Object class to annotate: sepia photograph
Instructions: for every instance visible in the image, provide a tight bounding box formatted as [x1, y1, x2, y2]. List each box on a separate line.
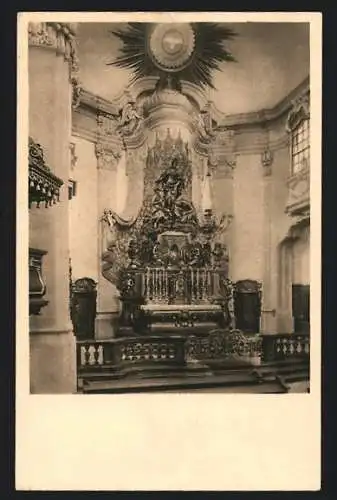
[16, 11, 322, 491]
[25, 18, 314, 395]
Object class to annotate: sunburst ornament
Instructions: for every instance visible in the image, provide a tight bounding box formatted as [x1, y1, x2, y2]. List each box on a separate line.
[108, 22, 237, 90]
[148, 23, 195, 72]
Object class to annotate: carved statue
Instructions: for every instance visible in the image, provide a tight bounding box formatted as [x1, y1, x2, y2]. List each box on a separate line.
[151, 187, 171, 229]
[156, 157, 185, 207]
[193, 107, 217, 142]
[127, 238, 141, 268]
[116, 100, 142, 137]
[189, 240, 203, 267]
[201, 241, 212, 267]
[181, 239, 192, 266]
[146, 157, 198, 232]
[153, 238, 169, 266]
[212, 242, 229, 270]
[167, 244, 181, 268]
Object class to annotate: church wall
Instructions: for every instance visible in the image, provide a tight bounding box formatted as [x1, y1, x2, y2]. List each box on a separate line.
[267, 144, 291, 332]
[292, 226, 310, 284]
[69, 137, 99, 282]
[231, 152, 265, 282]
[212, 173, 234, 268]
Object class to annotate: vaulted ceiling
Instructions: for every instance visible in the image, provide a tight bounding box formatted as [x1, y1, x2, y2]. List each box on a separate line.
[77, 22, 309, 115]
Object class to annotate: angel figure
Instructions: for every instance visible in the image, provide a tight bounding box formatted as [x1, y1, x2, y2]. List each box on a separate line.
[193, 108, 217, 142]
[116, 100, 142, 136]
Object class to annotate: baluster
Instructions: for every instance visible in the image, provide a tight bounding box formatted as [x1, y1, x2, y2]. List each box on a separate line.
[207, 269, 211, 300]
[165, 270, 168, 303]
[191, 269, 194, 302]
[156, 269, 159, 302]
[198, 269, 202, 301]
[191, 268, 195, 302]
[153, 268, 156, 302]
[145, 268, 149, 302]
[152, 269, 155, 302]
[93, 344, 100, 365]
[84, 344, 90, 366]
[159, 269, 163, 302]
[156, 268, 159, 302]
[202, 269, 207, 302]
[141, 271, 145, 297]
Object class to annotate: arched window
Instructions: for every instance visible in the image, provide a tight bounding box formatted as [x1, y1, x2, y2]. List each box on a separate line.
[291, 118, 310, 175]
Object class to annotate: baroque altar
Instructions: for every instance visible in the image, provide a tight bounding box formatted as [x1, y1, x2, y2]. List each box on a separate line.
[102, 128, 234, 337]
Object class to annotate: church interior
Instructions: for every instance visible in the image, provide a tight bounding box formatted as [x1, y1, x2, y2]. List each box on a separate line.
[28, 21, 310, 394]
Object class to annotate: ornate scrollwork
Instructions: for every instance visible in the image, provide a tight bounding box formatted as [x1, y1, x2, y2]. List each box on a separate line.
[286, 92, 310, 133]
[120, 341, 177, 362]
[29, 137, 64, 208]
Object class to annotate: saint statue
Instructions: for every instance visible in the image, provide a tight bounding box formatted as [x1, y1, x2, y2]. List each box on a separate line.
[167, 244, 181, 268]
[156, 157, 185, 209]
[116, 101, 142, 136]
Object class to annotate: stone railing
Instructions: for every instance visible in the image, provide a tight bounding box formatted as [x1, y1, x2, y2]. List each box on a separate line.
[77, 331, 310, 377]
[76, 330, 263, 374]
[261, 333, 310, 362]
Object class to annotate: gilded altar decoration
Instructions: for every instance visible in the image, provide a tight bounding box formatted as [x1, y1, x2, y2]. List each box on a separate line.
[142, 157, 198, 234]
[148, 24, 196, 72]
[29, 137, 64, 208]
[108, 23, 237, 91]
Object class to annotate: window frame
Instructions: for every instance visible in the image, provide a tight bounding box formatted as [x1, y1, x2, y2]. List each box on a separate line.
[285, 92, 310, 176]
[290, 117, 310, 175]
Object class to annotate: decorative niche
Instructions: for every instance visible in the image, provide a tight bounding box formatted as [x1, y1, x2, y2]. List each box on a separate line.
[29, 248, 48, 315]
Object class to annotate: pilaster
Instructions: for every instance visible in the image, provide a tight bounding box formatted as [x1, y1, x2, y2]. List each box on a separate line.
[260, 148, 278, 333]
[28, 22, 79, 393]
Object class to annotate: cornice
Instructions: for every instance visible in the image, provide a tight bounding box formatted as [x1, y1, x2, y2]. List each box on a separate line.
[75, 76, 309, 129]
[216, 77, 310, 129]
[79, 89, 120, 117]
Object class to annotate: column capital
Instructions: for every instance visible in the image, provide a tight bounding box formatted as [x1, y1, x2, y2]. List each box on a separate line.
[28, 22, 81, 108]
[95, 142, 120, 171]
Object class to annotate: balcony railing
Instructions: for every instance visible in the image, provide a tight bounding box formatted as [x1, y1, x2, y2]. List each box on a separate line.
[285, 162, 310, 216]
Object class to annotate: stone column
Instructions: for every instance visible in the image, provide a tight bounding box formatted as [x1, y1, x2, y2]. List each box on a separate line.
[277, 239, 295, 333]
[95, 140, 120, 339]
[260, 149, 278, 333]
[28, 22, 80, 393]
